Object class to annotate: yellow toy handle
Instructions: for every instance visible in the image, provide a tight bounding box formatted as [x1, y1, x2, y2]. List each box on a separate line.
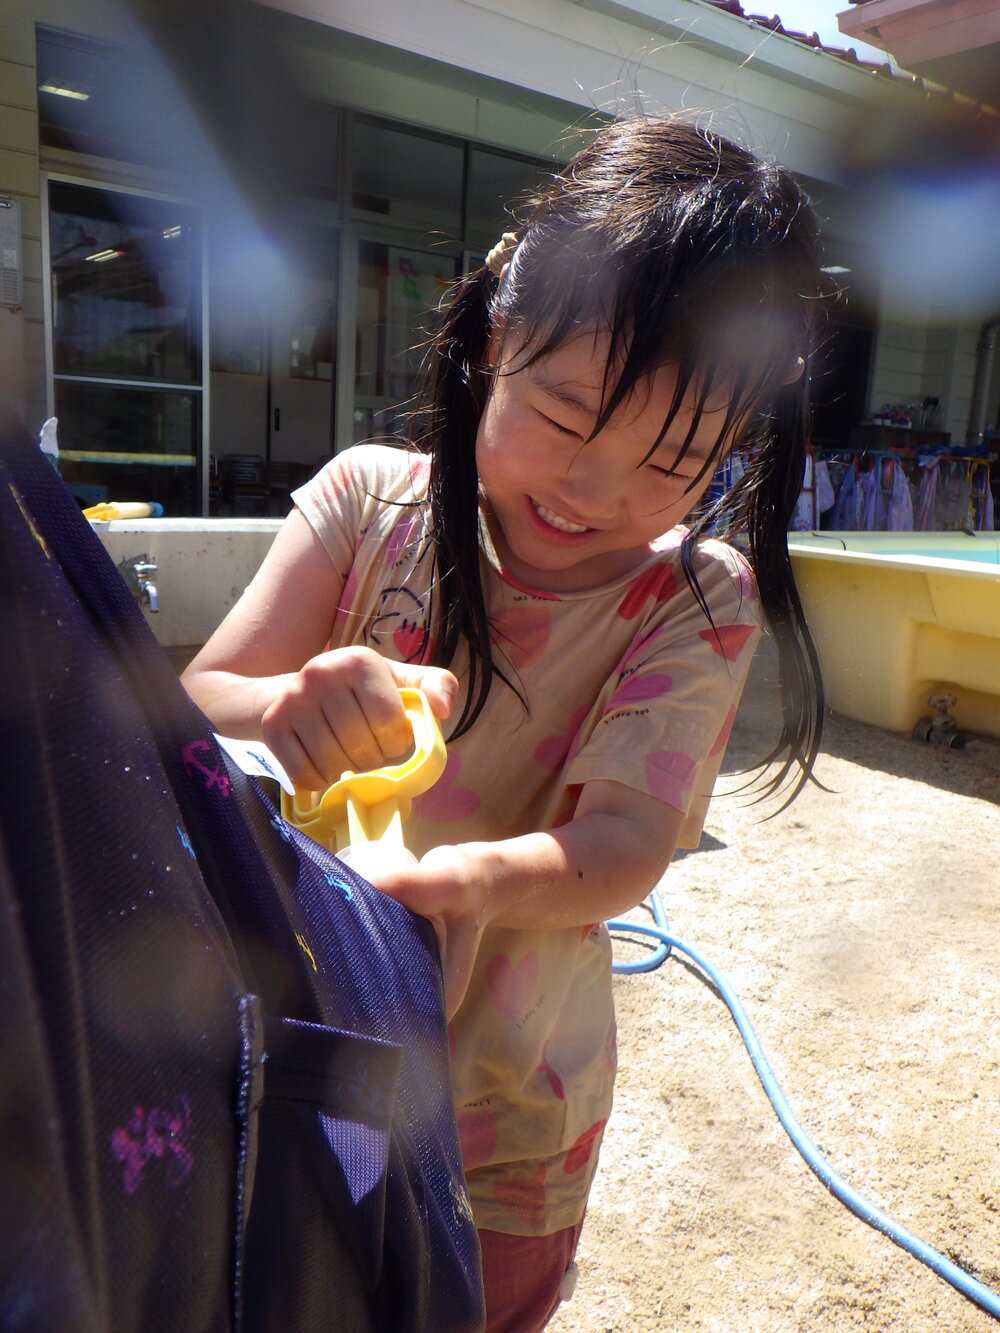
[280, 687, 447, 854]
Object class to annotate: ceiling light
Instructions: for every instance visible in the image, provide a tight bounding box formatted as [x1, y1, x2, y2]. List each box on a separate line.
[39, 82, 91, 101]
[85, 248, 122, 263]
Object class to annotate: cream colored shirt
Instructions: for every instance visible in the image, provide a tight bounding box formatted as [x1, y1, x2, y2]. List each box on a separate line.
[293, 444, 761, 1234]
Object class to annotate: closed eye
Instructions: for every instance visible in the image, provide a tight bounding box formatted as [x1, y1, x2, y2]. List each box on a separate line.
[538, 409, 581, 439]
[648, 463, 694, 481]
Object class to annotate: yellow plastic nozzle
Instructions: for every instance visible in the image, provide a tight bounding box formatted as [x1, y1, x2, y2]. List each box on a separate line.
[280, 687, 447, 855]
[83, 501, 161, 520]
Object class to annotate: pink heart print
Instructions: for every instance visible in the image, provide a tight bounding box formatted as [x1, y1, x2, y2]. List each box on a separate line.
[457, 1107, 498, 1170]
[411, 752, 480, 821]
[386, 514, 420, 568]
[607, 670, 673, 710]
[645, 749, 698, 806]
[709, 700, 739, 757]
[316, 455, 351, 501]
[698, 622, 755, 661]
[733, 555, 759, 602]
[534, 704, 590, 772]
[563, 1119, 607, 1175]
[407, 454, 431, 486]
[393, 620, 430, 662]
[537, 1044, 565, 1101]
[490, 603, 552, 669]
[486, 951, 539, 1023]
[617, 563, 678, 619]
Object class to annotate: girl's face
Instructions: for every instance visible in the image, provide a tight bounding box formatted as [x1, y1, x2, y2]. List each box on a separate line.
[475, 330, 737, 594]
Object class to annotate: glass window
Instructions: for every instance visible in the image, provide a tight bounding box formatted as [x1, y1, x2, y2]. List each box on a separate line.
[352, 121, 463, 236]
[48, 180, 204, 515]
[466, 148, 553, 253]
[54, 381, 200, 514]
[37, 28, 182, 171]
[50, 181, 201, 384]
[353, 239, 459, 442]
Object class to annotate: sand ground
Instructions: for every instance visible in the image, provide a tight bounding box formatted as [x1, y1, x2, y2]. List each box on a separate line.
[550, 641, 1000, 1332]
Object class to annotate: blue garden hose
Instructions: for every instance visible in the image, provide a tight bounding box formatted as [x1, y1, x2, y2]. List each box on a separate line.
[608, 886, 672, 973]
[606, 897, 1000, 1323]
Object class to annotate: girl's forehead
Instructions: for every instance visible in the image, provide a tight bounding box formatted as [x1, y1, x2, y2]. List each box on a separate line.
[508, 328, 658, 399]
[509, 330, 726, 422]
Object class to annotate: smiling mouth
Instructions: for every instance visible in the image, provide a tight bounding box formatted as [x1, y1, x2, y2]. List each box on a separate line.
[532, 500, 589, 534]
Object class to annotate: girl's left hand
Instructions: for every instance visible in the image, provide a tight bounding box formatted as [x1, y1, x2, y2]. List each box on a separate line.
[373, 843, 494, 1020]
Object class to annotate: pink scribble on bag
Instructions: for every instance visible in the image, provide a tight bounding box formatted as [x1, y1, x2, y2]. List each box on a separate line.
[110, 1096, 193, 1195]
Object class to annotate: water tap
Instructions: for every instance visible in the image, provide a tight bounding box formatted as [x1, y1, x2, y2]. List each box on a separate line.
[119, 554, 159, 613]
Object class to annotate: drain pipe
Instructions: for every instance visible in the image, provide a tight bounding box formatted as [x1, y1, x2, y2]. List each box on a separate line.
[966, 314, 1000, 448]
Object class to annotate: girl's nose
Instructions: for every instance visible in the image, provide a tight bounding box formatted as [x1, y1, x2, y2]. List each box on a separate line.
[559, 458, 622, 521]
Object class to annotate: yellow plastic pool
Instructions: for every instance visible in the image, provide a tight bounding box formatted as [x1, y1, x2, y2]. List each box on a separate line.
[787, 532, 1000, 741]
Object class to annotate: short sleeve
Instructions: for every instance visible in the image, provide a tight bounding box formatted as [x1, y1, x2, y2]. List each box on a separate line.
[564, 542, 762, 849]
[290, 444, 435, 659]
[291, 444, 397, 576]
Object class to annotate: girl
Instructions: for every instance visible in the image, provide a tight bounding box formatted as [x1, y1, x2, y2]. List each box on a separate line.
[183, 114, 824, 1331]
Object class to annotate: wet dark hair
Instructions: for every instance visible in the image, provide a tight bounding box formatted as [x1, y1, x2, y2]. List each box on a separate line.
[414, 113, 826, 802]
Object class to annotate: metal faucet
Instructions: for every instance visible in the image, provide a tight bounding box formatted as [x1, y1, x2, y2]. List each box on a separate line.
[119, 554, 159, 613]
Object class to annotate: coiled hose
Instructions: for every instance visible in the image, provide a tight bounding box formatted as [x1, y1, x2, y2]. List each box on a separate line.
[607, 891, 1000, 1322]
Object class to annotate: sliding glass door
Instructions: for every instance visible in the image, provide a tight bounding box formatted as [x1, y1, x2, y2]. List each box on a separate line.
[47, 179, 204, 514]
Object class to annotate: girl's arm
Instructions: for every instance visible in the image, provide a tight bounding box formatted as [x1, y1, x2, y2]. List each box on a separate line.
[376, 777, 684, 1018]
[181, 509, 457, 787]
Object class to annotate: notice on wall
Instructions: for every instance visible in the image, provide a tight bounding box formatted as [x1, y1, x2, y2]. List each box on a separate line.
[0, 197, 23, 309]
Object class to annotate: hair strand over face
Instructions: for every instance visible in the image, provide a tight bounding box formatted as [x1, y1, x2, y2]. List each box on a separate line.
[416, 113, 827, 800]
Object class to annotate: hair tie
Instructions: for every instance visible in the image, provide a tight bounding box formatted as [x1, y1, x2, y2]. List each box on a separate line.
[485, 232, 519, 277]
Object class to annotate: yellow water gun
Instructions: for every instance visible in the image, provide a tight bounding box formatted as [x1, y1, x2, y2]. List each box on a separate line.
[280, 687, 446, 872]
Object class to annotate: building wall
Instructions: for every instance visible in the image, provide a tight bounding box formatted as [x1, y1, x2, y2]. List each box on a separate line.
[868, 320, 998, 445]
[3, 0, 996, 471]
[0, 0, 152, 428]
[867, 321, 928, 420]
[0, 6, 42, 425]
[272, 0, 872, 183]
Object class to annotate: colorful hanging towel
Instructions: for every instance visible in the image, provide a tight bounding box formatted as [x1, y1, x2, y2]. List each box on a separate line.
[828, 464, 858, 531]
[814, 457, 835, 514]
[915, 458, 939, 531]
[887, 457, 914, 530]
[790, 453, 815, 530]
[859, 465, 879, 530]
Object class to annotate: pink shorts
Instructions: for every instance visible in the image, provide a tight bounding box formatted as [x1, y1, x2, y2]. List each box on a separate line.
[478, 1220, 585, 1332]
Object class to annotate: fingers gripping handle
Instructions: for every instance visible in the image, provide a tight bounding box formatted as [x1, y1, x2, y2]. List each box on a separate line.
[280, 688, 447, 855]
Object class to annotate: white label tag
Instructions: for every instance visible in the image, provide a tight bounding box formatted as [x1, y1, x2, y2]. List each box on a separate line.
[213, 734, 295, 795]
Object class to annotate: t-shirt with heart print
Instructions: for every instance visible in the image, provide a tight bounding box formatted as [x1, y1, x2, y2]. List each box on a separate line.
[293, 443, 761, 1236]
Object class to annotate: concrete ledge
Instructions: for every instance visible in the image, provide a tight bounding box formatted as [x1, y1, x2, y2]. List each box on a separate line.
[91, 517, 283, 649]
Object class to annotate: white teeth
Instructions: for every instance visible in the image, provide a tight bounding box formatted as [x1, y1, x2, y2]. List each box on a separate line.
[534, 501, 588, 533]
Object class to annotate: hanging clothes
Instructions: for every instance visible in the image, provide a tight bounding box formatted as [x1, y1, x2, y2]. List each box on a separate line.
[814, 456, 835, 515]
[828, 462, 858, 531]
[790, 453, 815, 530]
[969, 461, 994, 531]
[887, 457, 914, 530]
[937, 461, 972, 530]
[859, 462, 880, 530]
[915, 458, 939, 531]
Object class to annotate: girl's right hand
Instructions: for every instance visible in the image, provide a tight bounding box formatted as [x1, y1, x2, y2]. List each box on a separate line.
[260, 646, 458, 790]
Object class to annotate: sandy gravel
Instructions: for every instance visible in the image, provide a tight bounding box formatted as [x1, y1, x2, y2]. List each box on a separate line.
[550, 641, 1000, 1332]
